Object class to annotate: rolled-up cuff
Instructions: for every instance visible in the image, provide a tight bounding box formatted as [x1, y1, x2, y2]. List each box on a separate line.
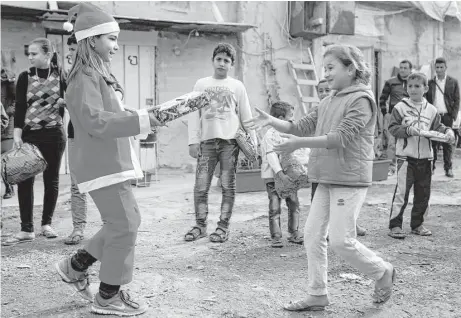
[136, 108, 151, 134]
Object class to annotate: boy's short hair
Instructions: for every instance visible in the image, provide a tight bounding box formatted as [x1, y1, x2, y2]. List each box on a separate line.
[212, 43, 236, 64]
[67, 33, 77, 46]
[316, 78, 328, 91]
[270, 101, 293, 118]
[435, 57, 447, 66]
[407, 72, 428, 86]
[400, 59, 413, 69]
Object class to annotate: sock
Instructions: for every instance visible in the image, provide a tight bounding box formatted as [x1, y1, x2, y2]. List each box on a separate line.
[99, 282, 121, 299]
[70, 249, 97, 272]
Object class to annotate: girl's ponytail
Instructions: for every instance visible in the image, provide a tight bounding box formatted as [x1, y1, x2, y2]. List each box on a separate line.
[50, 51, 62, 76]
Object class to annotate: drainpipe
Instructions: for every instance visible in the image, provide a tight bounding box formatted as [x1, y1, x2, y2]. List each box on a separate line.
[235, 1, 245, 82]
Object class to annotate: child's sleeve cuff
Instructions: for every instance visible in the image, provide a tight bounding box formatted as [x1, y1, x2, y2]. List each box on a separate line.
[136, 108, 151, 134]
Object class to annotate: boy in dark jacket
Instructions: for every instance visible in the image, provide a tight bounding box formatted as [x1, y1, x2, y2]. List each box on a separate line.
[388, 73, 455, 239]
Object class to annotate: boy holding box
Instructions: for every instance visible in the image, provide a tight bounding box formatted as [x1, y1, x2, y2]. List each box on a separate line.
[185, 43, 257, 243]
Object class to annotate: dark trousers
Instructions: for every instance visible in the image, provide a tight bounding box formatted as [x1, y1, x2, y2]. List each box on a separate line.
[432, 114, 453, 171]
[1, 139, 14, 194]
[389, 158, 431, 230]
[311, 182, 318, 202]
[194, 139, 239, 230]
[18, 128, 66, 232]
[265, 181, 300, 239]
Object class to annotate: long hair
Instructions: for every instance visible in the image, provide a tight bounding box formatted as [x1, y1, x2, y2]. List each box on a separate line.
[323, 44, 371, 86]
[29, 38, 61, 75]
[67, 36, 114, 84]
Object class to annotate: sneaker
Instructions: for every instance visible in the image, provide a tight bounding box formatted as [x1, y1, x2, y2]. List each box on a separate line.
[55, 257, 94, 301]
[2, 231, 35, 246]
[41, 225, 58, 238]
[411, 225, 432, 236]
[91, 290, 147, 316]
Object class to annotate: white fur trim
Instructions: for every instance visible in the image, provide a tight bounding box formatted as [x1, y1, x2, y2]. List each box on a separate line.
[75, 21, 120, 42]
[137, 108, 151, 135]
[63, 21, 74, 32]
[77, 169, 138, 193]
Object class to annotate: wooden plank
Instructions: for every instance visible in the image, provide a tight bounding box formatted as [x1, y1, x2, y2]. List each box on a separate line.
[124, 45, 140, 110]
[111, 45, 125, 92]
[291, 63, 315, 71]
[139, 46, 154, 110]
[302, 96, 320, 103]
[297, 79, 318, 86]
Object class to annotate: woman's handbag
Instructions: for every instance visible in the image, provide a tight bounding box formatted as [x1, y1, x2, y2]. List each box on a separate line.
[1, 143, 47, 185]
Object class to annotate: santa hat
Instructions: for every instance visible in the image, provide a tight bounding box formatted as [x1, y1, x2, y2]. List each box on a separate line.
[63, 3, 120, 42]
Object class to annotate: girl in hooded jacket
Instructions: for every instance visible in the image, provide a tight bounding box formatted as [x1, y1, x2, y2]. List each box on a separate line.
[245, 44, 395, 311]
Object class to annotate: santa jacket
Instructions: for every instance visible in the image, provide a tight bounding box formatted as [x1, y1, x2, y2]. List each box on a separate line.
[65, 67, 151, 193]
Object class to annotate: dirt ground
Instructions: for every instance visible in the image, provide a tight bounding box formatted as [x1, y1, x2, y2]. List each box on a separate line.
[1, 154, 461, 318]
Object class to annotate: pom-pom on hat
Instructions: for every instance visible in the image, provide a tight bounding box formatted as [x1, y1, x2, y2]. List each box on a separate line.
[63, 3, 120, 42]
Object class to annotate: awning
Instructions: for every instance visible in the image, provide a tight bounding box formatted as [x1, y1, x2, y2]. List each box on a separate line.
[0, 4, 255, 34]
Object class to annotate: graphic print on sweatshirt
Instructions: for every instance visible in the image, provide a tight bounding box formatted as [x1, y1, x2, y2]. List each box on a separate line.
[202, 87, 237, 120]
[400, 104, 431, 131]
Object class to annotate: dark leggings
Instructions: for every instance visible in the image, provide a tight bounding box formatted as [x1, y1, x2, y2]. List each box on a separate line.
[18, 128, 66, 232]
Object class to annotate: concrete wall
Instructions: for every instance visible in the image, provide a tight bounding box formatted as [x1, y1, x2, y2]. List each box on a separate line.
[155, 32, 238, 168]
[1, 19, 45, 75]
[443, 16, 461, 82]
[312, 8, 440, 95]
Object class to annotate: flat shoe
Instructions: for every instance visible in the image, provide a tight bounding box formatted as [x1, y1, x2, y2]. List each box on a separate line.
[372, 264, 396, 304]
[283, 299, 327, 312]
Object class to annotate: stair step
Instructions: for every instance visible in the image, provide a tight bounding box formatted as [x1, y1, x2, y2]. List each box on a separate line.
[291, 62, 315, 71]
[297, 79, 318, 86]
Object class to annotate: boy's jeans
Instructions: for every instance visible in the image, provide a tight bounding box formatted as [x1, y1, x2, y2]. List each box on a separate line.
[265, 181, 300, 239]
[304, 184, 387, 295]
[68, 138, 88, 232]
[194, 139, 239, 230]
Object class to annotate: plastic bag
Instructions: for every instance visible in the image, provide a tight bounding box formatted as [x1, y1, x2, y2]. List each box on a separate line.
[1, 143, 47, 185]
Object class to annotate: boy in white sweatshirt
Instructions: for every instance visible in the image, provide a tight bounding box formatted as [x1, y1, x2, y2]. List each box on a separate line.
[185, 43, 257, 243]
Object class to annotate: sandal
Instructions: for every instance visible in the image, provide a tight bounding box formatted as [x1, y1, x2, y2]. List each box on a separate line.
[41, 226, 58, 239]
[388, 227, 406, 239]
[372, 263, 396, 304]
[271, 238, 283, 248]
[283, 299, 328, 312]
[184, 226, 207, 242]
[411, 225, 432, 236]
[209, 228, 228, 243]
[288, 236, 304, 245]
[64, 230, 84, 245]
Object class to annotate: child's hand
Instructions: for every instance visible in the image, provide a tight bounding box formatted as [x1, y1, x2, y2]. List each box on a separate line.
[273, 133, 302, 153]
[243, 107, 273, 130]
[407, 126, 421, 136]
[446, 129, 456, 144]
[189, 144, 200, 158]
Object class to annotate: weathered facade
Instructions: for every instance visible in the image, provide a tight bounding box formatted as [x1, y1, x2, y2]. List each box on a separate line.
[1, 1, 460, 171]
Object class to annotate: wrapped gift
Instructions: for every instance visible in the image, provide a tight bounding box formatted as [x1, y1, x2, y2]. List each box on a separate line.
[1, 143, 47, 185]
[235, 128, 258, 162]
[419, 130, 452, 143]
[147, 91, 210, 124]
[274, 148, 310, 199]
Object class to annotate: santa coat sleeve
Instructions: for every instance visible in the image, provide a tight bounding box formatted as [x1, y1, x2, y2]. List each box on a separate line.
[67, 71, 151, 139]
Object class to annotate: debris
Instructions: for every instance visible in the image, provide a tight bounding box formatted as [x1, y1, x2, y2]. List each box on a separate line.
[197, 265, 205, 270]
[339, 273, 361, 280]
[186, 265, 193, 269]
[144, 294, 156, 298]
[16, 265, 31, 269]
[280, 254, 287, 258]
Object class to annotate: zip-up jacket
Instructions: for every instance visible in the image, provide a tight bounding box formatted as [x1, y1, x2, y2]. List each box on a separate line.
[389, 97, 450, 160]
[379, 74, 409, 115]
